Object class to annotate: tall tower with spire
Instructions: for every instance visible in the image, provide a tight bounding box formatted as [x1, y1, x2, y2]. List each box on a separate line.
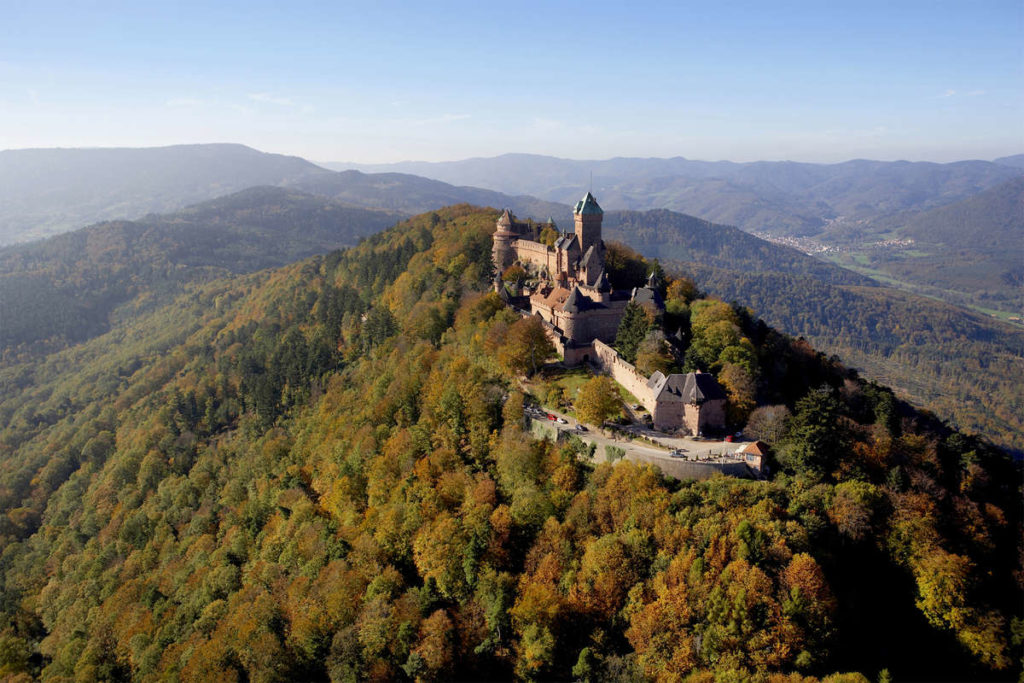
[573, 191, 603, 255]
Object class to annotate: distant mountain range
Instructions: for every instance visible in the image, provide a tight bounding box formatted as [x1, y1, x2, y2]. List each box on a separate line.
[0, 144, 332, 244]
[328, 153, 1024, 238]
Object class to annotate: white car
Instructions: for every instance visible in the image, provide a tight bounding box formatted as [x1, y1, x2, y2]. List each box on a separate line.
[557, 417, 568, 424]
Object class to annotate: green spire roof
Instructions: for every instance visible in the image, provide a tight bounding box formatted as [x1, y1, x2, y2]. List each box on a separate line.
[574, 191, 603, 216]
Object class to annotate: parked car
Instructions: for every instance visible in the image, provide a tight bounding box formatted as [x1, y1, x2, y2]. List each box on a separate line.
[724, 435, 734, 443]
[557, 418, 568, 424]
[575, 424, 588, 432]
[547, 414, 556, 421]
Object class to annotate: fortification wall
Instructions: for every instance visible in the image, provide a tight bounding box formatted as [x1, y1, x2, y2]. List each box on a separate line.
[582, 305, 627, 343]
[626, 453, 751, 481]
[592, 340, 655, 409]
[511, 239, 555, 273]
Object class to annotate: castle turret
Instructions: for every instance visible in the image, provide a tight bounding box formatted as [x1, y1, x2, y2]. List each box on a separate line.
[560, 286, 587, 340]
[492, 208, 515, 273]
[595, 270, 611, 303]
[573, 192, 603, 256]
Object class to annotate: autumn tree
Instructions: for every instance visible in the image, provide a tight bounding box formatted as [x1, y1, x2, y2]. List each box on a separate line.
[576, 376, 622, 427]
[539, 226, 559, 248]
[498, 317, 555, 377]
[502, 264, 527, 285]
[719, 362, 757, 427]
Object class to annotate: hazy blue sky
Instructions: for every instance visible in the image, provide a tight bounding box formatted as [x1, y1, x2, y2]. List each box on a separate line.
[2, 0, 1021, 163]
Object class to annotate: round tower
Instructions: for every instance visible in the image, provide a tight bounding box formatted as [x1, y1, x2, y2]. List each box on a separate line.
[560, 309, 579, 340]
[492, 209, 515, 273]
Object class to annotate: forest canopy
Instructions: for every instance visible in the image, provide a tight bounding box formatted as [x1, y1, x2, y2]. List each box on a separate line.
[0, 205, 1019, 682]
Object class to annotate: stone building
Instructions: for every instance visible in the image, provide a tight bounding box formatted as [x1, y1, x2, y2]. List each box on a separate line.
[492, 191, 727, 435]
[493, 192, 648, 359]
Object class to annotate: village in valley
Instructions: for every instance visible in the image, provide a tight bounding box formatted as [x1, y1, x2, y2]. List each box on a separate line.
[491, 191, 768, 480]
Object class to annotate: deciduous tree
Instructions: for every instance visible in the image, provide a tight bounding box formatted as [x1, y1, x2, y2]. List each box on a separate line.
[576, 376, 622, 428]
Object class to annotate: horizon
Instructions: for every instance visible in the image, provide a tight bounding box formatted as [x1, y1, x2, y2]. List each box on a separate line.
[2, 1, 1022, 163]
[1, 141, 1020, 168]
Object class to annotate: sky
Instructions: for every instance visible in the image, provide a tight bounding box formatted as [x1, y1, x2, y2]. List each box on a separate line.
[1, 0, 1021, 164]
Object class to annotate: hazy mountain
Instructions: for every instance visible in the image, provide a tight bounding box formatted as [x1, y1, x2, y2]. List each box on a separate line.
[891, 175, 1024, 250]
[287, 169, 570, 224]
[994, 153, 1024, 169]
[329, 153, 1023, 237]
[0, 144, 332, 245]
[324, 153, 744, 196]
[0, 186, 402, 352]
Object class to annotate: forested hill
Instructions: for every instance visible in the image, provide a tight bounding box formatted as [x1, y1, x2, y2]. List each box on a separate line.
[603, 209, 874, 286]
[288, 169, 570, 223]
[0, 186, 403, 355]
[874, 176, 1024, 251]
[0, 144, 332, 245]
[819, 176, 1024, 317]
[0, 205, 1019, 681]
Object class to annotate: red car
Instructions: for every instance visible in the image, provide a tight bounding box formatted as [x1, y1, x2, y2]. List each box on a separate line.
[547, 414, 556, 421]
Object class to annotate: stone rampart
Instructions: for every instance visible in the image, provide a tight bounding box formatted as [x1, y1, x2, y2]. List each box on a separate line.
[511, 239, 554, 272]
[627, 454, 752, 481]
[592, 340, 655, 408]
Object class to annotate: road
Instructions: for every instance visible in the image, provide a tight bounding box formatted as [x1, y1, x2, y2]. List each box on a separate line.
[527, 405, 746, 469]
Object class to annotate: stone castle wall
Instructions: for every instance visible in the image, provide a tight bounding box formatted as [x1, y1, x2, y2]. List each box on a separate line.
[511, 239, 555, 273]
[592, 340, 726, 434]
[592, 340, 656, 410]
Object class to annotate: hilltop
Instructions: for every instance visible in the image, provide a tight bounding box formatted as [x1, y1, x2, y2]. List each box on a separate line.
[0, 205, 1018, 681]
[601, 210, 1024, 453]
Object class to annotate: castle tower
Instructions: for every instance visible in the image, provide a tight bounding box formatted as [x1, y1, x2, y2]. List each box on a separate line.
[573, 191, 603, 256]
[492, 208, 515, 273]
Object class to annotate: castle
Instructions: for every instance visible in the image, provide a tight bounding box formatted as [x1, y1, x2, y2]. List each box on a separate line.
[493, 192, 727, 435]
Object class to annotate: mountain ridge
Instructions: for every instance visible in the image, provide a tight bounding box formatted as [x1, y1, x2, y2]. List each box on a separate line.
[327, 152, 1024, 238]
[0, 143, 332, 245]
